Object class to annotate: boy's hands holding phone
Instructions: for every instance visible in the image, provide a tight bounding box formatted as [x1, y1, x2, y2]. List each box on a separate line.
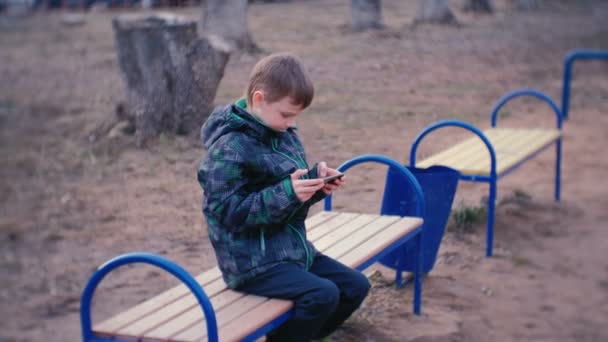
[291, 169, 325, 202]
[316, 161, 345, 195]
[290, 162, 345, 202]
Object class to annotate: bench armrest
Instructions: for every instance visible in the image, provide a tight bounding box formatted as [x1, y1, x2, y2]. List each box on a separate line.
[323, 154, 425, 218]
[80, 252, 219, 342]
[490, 89, 562, 129]
[410, 120, 498, 179]
[562, 49, 608, 120]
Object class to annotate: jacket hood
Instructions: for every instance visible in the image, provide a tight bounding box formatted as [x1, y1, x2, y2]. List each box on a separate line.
[201, 99, 280, 149]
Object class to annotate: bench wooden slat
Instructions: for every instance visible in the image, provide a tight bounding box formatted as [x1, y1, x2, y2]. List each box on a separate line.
[142, 289, 245, 341]
[339, 217, 423, 269]
[324, 215, 401, 260]
[306, 212, 360, 241]
[494, 130, 561, 174]
[116, 278, 228, 337]
[98, 212, 359, 340]
[93, 267, 222, 333]
[415, 129, 504, 168]
[466, 129, 561, 175]
[216, 299, 294, 342]
[172, 295, 278, 342]
[419, 129, 513, 172]
[94, 211, 334, 338]
[304, 210, 339, 229]
[94, 213, 421, 342]
[454, 128, 534, 173]
[313, 214, 377, 252]
[465, 128, 544, 171]
[417, 128, 561, 176]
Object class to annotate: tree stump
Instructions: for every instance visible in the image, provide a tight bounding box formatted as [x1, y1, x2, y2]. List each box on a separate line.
[112, 13, 230, 146]
[463, 0, 494, 13]
[351, 0, 384, 31]
[201, 0, 261, 53]
[414, 0, 457, 25]
[514, 0, 539, 10]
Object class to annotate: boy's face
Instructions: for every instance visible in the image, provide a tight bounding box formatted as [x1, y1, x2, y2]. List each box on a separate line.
[251, 92, 304, 132]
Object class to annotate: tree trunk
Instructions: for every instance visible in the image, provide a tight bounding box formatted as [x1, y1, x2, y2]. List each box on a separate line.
[112, 13, 230, 146]
[514, 0, 539, 10]
[415, 0, 457, 25]
[201, 0, 261, 53]
[351, 0, 384, 31]
[463, 0, 493, 13]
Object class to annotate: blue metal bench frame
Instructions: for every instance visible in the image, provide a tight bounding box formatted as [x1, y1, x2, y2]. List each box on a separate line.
[562, 49, 608, 121]
[81, 155, 425, 342]
[324, 154, 426, 313]
[410, 89, 563, 257]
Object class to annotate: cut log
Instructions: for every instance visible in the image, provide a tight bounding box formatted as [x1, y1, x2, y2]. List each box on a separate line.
[112, 13, 230, 146]
[414, 0, 457, 25]
[351, 0, 384, 31]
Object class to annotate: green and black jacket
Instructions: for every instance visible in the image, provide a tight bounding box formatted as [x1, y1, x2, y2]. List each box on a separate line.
[197, 99, 325, 288]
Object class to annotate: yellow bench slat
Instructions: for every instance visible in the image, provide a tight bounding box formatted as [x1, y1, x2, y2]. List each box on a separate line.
[93, 267, 222, 333]
[306, 212, 360, 241]
[324, 215, 401, 260]
[465, 129, 561, 175]
[172, 295, 275, 342]
[312, 214, 377, 252]
[141, 289, 245, 340]
[94, 212, 422, 342]
[116, 277, 228, 337]
[417, 128, 561, 176]
[339, 217, 423, 269]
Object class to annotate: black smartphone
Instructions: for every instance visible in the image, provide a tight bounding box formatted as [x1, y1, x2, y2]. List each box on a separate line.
[321, 172, 345, 184]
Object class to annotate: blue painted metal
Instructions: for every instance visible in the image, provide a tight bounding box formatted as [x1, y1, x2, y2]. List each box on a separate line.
[413, 232, 422, 315]
[323, 154, 425, 315]
[490, 89, 563, 129]
[562, 49, 608, 120]
[80, 252, 219, 342]
[325, 154, 425, 217]
[489, 89, 563, 204]
[380, 165, 460, 274]
[496, 138, 560, 181]
[411, 89, 563, 257]
[409, 120, 498, 257]
[355, 227, 423, 272]
[240, 311, 293, 342]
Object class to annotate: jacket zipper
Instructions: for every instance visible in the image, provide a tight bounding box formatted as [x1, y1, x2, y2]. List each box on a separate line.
[260, 228, 266, 253]
[264, 137, 311, 269]
[288, 223, 311, 270]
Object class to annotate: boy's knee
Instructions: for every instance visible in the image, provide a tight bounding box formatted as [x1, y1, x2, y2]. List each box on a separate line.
[296, 280, 340, 318]
[348, 271, 371, 301]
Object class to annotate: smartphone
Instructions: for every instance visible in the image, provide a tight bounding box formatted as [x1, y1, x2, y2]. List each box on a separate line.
[321, 172, 345, 184]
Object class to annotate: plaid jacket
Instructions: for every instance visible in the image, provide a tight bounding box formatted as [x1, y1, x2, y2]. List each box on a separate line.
[197, 99, 325, 288]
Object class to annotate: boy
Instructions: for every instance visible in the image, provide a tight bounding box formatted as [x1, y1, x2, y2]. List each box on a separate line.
[197, 53, 370, 341]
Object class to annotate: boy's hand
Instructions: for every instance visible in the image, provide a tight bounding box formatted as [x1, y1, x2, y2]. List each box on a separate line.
[317, 162, 346, 195]
[291, 169, 325, 202]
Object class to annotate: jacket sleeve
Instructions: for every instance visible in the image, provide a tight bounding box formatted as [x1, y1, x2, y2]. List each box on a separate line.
[198, 142, 302, 233]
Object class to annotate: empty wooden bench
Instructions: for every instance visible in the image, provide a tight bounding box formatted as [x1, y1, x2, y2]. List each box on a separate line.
[410, 89, 563, 257]
[80, 155, 425, 342]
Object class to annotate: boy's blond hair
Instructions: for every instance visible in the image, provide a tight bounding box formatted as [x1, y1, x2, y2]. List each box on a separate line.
[247, 53, 314, 109]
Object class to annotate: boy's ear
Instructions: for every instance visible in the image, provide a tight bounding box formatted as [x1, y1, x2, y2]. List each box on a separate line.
[251, 90, 265, 108]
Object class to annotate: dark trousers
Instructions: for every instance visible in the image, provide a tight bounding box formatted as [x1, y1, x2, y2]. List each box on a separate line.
[236, 254, 371, 342]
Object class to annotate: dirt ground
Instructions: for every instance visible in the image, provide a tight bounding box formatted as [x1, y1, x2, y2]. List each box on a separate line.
[1, 0, 608, 341]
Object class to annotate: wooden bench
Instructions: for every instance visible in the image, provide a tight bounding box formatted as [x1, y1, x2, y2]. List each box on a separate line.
[410, 89, 563, 257]
[80, 155, 425, 342]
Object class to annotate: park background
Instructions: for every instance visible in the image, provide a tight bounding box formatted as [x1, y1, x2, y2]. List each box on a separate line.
[1, 0, 608, 341]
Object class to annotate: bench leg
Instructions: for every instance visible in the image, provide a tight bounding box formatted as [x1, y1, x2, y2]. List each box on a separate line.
[555, 138, 562, 202]
[395, 247, 405, 288]
[486, 180, 497, 257]
[413, 232, 422, 315]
